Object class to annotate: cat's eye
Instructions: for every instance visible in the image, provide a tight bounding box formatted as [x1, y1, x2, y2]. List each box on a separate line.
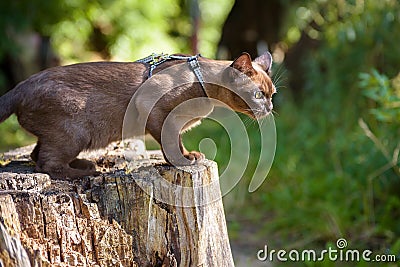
[254, 91, 264, 99]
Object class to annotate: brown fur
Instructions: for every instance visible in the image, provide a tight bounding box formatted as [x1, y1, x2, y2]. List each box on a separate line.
[0, 52, 275, 180]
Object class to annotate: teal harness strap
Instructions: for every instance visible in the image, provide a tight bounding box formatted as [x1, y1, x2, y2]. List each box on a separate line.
[136, 53, 207, 96]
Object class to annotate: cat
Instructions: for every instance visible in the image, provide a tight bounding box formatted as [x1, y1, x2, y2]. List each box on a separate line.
[0, 52, 275, 180]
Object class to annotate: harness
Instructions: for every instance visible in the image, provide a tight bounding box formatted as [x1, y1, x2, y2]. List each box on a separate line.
[136, 53, 207, 96]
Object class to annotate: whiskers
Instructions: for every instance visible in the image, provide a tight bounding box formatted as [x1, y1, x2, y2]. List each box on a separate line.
[241, 108, 274, 129]
[241, 108, 257, 127]
[271, 63, 288, 92]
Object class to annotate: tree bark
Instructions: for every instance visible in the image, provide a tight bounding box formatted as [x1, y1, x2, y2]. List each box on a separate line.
[0, 141, 234, 267]
[217, 0, 284, 59]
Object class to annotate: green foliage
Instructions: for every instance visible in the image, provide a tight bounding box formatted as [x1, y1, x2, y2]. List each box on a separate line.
[20, 0, 233, 63]
[50, 0, 192, 62]
[243, 0, 400, 259]
[360, 70, 400, 123]
[0, 115, 35, 152]
[0, 0, 77, 62]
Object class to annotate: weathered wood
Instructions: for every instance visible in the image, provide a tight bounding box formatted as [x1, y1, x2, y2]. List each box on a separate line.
[0, 142, 234, 267]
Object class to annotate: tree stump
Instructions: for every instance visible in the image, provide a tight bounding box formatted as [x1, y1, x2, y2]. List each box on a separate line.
[0, 141, 234, 267]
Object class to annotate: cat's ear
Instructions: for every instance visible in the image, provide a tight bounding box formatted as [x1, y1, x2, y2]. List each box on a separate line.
[230, 52, 256, 76]
[254, 52, 273, 73]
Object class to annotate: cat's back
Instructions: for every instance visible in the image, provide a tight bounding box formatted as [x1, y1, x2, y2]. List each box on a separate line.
[13, 61, 147, 112]
[17, 61, 146, 95]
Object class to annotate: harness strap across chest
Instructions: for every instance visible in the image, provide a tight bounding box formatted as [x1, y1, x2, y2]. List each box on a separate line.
[136, 53, 207, 96]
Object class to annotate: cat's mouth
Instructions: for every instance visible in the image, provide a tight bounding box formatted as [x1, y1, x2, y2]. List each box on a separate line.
[244, 108, 272, 119]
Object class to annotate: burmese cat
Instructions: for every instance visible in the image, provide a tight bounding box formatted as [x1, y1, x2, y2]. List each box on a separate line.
[0, 52, 275, 180]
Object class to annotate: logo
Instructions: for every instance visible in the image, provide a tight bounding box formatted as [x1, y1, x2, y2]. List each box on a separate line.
[257, 238, 397, 263]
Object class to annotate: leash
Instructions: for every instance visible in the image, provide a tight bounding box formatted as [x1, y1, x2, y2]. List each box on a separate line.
[136, 53, 207, 96]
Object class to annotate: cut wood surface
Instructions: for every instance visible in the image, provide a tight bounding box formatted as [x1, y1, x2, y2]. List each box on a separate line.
[0, 141, 234, 267]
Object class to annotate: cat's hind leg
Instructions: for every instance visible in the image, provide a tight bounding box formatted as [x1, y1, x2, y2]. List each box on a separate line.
[34, 137, 98, 180]
[30, 141, 41, 162]
[69, 158, 96, 172]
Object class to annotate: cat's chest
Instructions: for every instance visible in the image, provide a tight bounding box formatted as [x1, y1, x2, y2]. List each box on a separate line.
[182, 118, 203, 132]
[175, 102, 214, 132]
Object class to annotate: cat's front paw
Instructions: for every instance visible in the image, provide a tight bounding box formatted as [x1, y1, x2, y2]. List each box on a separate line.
[162, 149, 205, 166]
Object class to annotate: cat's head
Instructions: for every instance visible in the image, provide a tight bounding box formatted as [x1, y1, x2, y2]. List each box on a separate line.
[220, 52, 276, 119]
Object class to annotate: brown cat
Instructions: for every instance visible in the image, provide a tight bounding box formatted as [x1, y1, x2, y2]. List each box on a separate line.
[0, 52, 275, 180]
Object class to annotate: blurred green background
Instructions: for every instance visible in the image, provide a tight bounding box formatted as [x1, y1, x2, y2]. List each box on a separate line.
[0, 0, 399, 266]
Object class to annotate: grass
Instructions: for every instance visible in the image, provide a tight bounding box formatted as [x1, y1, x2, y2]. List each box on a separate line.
[0, 115, 36, 153]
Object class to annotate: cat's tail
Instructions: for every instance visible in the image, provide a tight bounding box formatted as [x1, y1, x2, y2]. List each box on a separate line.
[0, 89, 17, 123]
